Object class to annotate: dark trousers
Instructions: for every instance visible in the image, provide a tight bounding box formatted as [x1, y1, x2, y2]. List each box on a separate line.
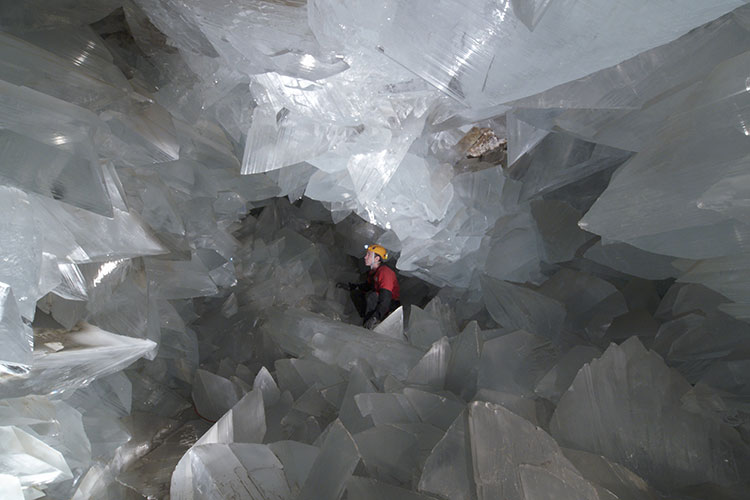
[357, 290, 400, 322]
[365, 291, 379, 318]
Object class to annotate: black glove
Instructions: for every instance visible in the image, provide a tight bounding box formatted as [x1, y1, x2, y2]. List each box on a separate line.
[364, 316, 379, 330]
[336, 282, 353, 291]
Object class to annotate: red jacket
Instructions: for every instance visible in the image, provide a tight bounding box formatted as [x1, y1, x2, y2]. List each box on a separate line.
[368, 265, 400, 301]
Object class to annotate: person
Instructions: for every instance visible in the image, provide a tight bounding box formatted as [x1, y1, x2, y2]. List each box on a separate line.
[337, 244, 400, 329]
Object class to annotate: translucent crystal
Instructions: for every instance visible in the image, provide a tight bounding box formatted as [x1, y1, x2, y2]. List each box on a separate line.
[506, 113, 549, 165]
[0, 323, 156, 399]
[517, 462, 601, 500]
[537, 268, 628, 339]
[402, 388, 464, 431]
[511, 8, 750, 110]
[32, 194, 167, 263]
[355, 393, 419, 427]
[84, 259, 159, 347]
[484, 212, 544, 284]
[253, 366, 281, 407]
[145, 255, 218, 299]
[125, 175, 186, 238]
[0, 397, 92, 481]
[550, 337, 750, 491]
[652, 314, 705, 359]
[191, 369, 241, 423]
[509, 0, 554, 31]
[698, 360, 750, 403]
[354, 424, 422, 486]
[244, 105, 355, 176]
[473, 389, 552, 428]
[3, 0, 750, 496]
[100, 103, 180, 164]
[0, 30, 128, 111]
[373, 306, 405, 340]
[338, 364, 377, 434]
[0, 425, 73, 488]
[584, 240, 685, 280]
[0, 474, 23, 500]
[678, 252, 750, 304]
[580, 50, 750, 259]
[406, 337, 451, 389]
[124, 419, 211, 499]
[291, 386, 338, 422]
[481, 276, 566, 342]
[468, 401, 589, 500]
[0, 81, 113, 217]
[171, 443, 290, 500]
[0, 284, 33, 372]
[297, 420, 359, 500]
[418, 412, 473, 500]
[127, 371, 191, 418]
[655, 283, 730, 320]
[535, 346, 602, 403]
[274, 358, 346, 400]
[328, 0, 744, 107]
[0, 186, 42, 322]
[445, 321, 483, 400]
[53, 262, 88, 301]
[531, 200, 594, 264]
[268, 441, 320, 496]
[662, 311, 750, 384]
[562, 448, 661, 500]
[477, 330, 558, 396]
[507, 132, 632, 204]
[406, 297, 458, 350]
[362, 153, 456, 231]
[262, 308, 423, 380]
[196, 390, 266, 446]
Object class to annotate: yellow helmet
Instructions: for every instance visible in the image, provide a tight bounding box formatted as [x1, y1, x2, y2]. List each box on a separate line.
[364, 243, 388, 261]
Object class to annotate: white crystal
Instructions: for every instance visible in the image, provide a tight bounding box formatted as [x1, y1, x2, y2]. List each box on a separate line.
[550, 337, 750, 491]
[196, 390, 266, 446]
[0, 474, 23, 500]
[191, 370, 241, 423]
[0, 284, 33, 372]
[477, 330, 558, 396]
[268, 441, 320, 496]
[418, 412, 473, 500]
[171, 443, 291, 500]
[297, 420, 359, 500]
[0, 426, 73, 487]
[406, 337, 451, 389]
[0, 323, 156, 399]
[262, 308, 423, 380]
[318, 0, 743, 106]
[481, 276, 566, 342]
[468, 401, 592, 500]
[580, 50, 750, 259]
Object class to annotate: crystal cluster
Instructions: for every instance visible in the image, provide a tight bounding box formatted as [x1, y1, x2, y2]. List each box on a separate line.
[0, 1, 750, 499]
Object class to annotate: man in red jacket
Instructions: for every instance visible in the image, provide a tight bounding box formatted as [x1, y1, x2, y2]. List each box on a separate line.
[338, 244, 401, 329]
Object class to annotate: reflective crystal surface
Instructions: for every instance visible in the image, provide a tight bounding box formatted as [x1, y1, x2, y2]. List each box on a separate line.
[550, 337, 750, 491]
[0, 1, 749, 498]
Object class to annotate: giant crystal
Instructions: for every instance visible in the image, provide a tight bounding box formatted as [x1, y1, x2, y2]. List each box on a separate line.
[0, 0, 749, 499]
[580, 49, 750, 260]
[550, 337, 750, 491]
[310, 0, 744, 107]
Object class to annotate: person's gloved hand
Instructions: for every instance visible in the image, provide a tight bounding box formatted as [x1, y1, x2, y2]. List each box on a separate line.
[336, 282, 353, 291]
[364, 316, 379, 330]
